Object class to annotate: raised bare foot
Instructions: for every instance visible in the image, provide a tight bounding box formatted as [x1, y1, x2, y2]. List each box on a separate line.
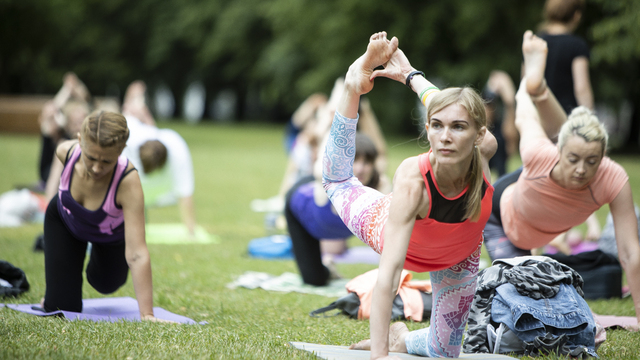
[346, 31, 399, 95]
[522, 30, 548, 97]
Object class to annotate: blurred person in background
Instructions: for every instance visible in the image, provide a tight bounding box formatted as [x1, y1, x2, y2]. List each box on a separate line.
[121, 81, 198, 237]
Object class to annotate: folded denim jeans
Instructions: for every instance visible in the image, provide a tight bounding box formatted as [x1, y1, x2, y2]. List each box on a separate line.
[491, 282, 596, 352]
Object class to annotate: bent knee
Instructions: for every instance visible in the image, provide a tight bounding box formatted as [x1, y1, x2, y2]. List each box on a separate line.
[87, 274, 127, 295]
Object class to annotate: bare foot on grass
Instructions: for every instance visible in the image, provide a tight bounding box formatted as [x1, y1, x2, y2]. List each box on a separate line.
[346, 31, 399, 95]
[348, 322, 409, 353]
[522, 30, 548, 97]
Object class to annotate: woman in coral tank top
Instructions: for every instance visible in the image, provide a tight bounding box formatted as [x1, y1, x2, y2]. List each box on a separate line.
[322, 32, 497, 358]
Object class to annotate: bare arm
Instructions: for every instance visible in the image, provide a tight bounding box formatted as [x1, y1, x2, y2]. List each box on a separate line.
[609, 182, 640, 324]
[370, 158, 425, 359]
[117, 168, 156, 320]
[178, 195, 197, 237]
[44, 155, 64, 202]
[488, 70, 518, 155]
[572, 57, 594, 110]
[514, 79, 549, 152]
[584, 213, 601, 241]
[277, 147, 302, 197]
[44, 140, 78, 201]
[292, 93, 327, 129]
[480, 130, 497, 178]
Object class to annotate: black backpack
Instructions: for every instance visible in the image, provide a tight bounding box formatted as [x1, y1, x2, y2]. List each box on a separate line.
[0, 260, 30, 298]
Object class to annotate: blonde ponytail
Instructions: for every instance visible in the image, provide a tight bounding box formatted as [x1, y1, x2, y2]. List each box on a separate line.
[464, 145, 484, 222]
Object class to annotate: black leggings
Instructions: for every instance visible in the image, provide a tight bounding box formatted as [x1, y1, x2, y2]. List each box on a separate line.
[285, 177, 330, 286]
[491, 167, 523, 225]
[43, 195, 129, 312]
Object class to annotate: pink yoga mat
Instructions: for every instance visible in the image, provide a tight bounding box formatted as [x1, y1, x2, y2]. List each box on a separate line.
[594, 314, 637, 329]
[1, 297, 205, 324]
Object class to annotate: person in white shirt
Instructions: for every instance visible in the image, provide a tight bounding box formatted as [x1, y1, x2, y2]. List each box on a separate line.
[121, 81, 197, 236]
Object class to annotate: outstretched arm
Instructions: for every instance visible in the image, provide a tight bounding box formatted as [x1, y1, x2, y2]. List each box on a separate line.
[610, 182, 640, 326]
[358, 97, 392, 193]
[514, 78, 549, 152]
[292, 93, 327, 129]
[572, 57, 594, 110]
[118, 170, 154, 319]
[44, 140, 78, 202]
[122, 81, 156, 126]
[358, 97, 387, 170]
[370, 159, 424, 359]
[118, 168, 173, 323]
[178, 195, 197, 237]
[488, 70, 519, 155]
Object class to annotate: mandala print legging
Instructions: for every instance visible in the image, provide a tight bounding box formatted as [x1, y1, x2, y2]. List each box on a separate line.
[322, 112, 480, 358]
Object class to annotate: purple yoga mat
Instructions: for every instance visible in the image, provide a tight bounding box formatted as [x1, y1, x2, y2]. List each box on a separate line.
[332, 246, 380, 264]
[1, 297, 204, 324]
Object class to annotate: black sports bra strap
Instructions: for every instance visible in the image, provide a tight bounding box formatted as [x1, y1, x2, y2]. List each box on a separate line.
[122, 167, 137, 178]
[64, 143, 78, 164]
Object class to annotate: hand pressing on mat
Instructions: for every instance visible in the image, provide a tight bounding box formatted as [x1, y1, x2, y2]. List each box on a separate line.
[349, 322, 408, 359]
[141, 314, 177, 323]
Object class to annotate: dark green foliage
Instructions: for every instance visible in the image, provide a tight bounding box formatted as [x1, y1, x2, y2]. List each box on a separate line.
[1, 0, 639, 137]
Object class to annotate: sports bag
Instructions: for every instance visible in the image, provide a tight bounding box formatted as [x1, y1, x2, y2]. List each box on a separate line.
[309, 269, 432, 322]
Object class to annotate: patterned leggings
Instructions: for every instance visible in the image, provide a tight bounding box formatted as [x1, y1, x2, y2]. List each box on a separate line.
[323, 112, 480, 358]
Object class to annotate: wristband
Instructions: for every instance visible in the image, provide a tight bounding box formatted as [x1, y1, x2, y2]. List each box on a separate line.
[405, 70, 425, 88]
[419, 86, 440, 106]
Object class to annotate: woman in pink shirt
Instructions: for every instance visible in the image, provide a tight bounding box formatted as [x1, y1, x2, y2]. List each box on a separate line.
[484, 31, 640, 325]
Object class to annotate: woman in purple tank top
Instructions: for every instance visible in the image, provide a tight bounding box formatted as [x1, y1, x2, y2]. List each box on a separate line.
[41, 110, 169, 322]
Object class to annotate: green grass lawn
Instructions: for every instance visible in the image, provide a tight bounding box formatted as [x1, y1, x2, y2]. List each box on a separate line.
[1, 122, 639, 359]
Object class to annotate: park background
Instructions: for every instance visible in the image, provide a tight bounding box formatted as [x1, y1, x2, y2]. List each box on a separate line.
[1, 0, 639, 148]
[2, 0, 640, 359]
